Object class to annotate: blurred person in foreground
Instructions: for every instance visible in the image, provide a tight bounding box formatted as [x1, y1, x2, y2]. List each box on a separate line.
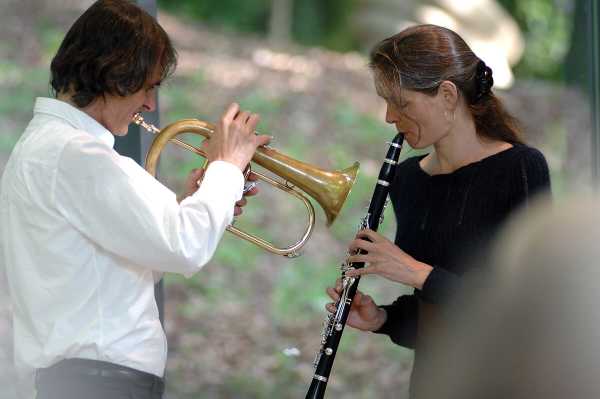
[416, 195, 600, 399]
[0, 1, 269, 398]
[325, 24, 550, 396]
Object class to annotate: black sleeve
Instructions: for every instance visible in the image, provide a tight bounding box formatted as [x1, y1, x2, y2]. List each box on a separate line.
[372, 294, 419, 349]
[417, 266, 461, 304]
[509, 147, 551, 209]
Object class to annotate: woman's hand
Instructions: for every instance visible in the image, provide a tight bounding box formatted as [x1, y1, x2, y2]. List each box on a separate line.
[345, 229, 433, 289]
[326, 279, 387, 332]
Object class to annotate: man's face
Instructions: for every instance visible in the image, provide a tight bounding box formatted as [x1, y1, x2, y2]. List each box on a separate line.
[98, 80, 160, 136]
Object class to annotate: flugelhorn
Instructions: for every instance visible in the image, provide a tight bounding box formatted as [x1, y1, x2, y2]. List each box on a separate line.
[133, 114, 359, 258]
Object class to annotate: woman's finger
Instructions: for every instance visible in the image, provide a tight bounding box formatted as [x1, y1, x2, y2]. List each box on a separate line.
[347, 254, 371, 264]
[345, 266, 376, 277]
[335, 278, 343, 292]
[327, 287, 340, 301]
[356, 229, 381, 242]
[348, 238, 375, 253]
[325, 302, 337, 313]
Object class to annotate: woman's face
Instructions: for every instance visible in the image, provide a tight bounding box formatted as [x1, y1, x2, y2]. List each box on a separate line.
[378, 82, 450, 149]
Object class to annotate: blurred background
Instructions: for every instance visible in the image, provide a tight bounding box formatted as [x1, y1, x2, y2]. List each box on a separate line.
[0, 0, 598, 398]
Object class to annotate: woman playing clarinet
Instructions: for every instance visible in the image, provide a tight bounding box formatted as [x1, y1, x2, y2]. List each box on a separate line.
[325, 24, 551, 397]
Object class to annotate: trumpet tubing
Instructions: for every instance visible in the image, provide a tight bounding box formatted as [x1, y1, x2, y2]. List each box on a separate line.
[133, 114, 359, 257]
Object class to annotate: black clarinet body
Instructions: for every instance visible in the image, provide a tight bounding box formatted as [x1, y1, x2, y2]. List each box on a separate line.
[305, 133, 404, 399]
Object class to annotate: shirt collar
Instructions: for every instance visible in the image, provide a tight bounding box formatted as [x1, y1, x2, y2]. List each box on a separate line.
[34, 97, 116, 148]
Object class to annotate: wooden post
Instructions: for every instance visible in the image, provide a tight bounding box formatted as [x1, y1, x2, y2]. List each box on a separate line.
[591, 0, 600, 187]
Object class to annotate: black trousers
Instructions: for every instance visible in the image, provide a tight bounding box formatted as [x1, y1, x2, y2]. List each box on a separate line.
[35, 358, 164, 399]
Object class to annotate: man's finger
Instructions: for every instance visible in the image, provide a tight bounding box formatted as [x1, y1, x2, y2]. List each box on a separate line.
[247, 113, 261, 131]
[255, 134, 271, 147]
[222, 103, 240, 123]
[235, 110, 251, 124]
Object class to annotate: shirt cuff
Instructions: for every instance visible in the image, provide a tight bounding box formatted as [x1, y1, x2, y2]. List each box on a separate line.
[417, 267, 460, 304]
[196, 160, 245, 201]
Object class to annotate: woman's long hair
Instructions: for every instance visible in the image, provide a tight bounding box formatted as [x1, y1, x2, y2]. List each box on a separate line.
[369, 24, 523, 144]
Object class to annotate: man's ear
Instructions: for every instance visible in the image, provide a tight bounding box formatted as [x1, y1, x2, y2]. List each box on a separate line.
[438, 80, 459, 110]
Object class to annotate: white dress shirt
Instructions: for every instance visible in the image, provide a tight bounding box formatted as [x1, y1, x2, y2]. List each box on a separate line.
[0, 98, 244, 383]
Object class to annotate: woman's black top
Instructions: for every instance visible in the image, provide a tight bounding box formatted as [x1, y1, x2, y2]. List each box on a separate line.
[373, 144, 550, 350]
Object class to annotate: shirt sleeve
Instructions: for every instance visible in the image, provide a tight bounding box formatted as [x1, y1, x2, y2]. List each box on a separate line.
[53, 134, 244, 277]
[372, 294, 419, 349]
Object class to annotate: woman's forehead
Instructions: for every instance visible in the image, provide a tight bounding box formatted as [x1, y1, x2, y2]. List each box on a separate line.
[373, 78, 414, 103]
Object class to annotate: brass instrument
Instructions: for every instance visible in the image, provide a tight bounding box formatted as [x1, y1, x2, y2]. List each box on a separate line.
[133, 114, 359, 258]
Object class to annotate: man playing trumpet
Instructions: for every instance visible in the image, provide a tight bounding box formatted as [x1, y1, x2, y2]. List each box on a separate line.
[0, 1, 269, 398]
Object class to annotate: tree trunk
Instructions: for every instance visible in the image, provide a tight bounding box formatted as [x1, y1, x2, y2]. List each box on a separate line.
[269, 0, 293, 46]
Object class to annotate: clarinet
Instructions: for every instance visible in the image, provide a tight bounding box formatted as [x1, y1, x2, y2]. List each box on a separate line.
[305, 133, 404, 399]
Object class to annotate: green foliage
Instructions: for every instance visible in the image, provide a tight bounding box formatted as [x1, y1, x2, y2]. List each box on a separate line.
[498, 0, 574, 81]
[0, 64, 49, 120]
[333, 101, 390, 146]
[271, 256, 341, 324]
[238, 91, 284, 133]
[223, 359, 304, 399]
[0, 132, 19, 153]
[158, 0, 271, 34]
[38, 23, 65, 62]
[158, 0, 359, 51]
[292, 0, 359, 51]
[214, 234, 263, 272]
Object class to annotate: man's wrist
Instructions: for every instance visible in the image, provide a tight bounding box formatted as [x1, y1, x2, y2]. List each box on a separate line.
[213, 156, 247, 172]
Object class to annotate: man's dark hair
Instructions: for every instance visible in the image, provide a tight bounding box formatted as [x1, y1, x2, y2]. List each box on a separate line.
[50, 0, 177, 108]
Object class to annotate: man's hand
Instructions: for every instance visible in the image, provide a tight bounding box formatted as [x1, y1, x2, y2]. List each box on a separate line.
[179, 168, 259, 218]
[206, 103, 271, 171]
[178, 167, 205, 203]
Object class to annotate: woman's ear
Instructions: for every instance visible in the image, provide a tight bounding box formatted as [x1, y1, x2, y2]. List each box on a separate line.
[438, 80, 459, 110]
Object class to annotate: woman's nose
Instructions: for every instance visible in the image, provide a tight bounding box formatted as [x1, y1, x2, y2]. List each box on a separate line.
[385, 106, 396, 124]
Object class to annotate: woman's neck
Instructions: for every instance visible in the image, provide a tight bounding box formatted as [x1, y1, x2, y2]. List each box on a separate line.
[422, 115, 512, 175]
